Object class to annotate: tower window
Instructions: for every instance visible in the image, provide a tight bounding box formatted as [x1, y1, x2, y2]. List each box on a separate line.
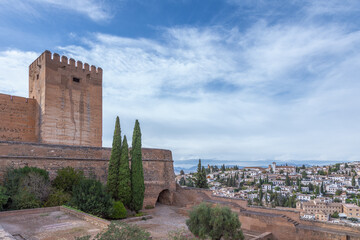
[73, 77, 80, 83]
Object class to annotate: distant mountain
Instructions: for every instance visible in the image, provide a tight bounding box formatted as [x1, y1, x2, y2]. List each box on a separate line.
[173, 159, 349, 174]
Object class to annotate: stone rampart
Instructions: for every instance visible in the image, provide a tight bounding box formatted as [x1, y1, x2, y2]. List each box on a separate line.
[0, 94, 38, 143]
[28, 51, 102, 147]
[176, 187, 360, 240]
[0, 141, 176, 208]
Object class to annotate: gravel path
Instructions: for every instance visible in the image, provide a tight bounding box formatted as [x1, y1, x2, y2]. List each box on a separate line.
[134, 203, 191, 240]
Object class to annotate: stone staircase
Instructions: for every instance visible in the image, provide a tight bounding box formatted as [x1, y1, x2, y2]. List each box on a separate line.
[281, 214, 300, 226]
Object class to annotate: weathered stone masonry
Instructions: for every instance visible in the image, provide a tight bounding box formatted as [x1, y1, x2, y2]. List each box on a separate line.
[0, 141, 176, 207]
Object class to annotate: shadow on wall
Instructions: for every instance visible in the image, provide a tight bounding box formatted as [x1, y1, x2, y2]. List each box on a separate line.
[157, 189, 172, 205]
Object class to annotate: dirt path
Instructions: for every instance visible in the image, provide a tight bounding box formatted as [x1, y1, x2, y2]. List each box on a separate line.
[134, 203, 191, 240]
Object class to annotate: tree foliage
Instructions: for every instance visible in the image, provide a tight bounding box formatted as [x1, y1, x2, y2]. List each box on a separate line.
[107, 116, 122, 200]
[4, 166, 49, 198]
[0, 186, 9, 210]
[131, 120, 144, 212]
[19, 172, 51, 202]
[195, 160, 208, 188]
[109, 201, 127, 219]
[52, 167, 84, 193]
[71, 178, 112, 218]
[118, 136, 131, 208]
[44, 189, 71, 207]
[186, 203, 244, 240]
[76, 222, 151, 240]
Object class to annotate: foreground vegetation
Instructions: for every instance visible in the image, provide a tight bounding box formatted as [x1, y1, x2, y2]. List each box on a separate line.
[186, 203, 244, 240]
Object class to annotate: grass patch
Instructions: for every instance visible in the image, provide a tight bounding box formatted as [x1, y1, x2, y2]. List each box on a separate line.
[40, 213, 49, 217]
[135, 212, 145, 217]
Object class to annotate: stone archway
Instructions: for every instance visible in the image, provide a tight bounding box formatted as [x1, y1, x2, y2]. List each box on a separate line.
[157, 189, 172, 205]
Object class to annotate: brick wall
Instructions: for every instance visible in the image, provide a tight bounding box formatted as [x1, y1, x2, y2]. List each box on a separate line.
[29, 51, 102, 147]
[176, 187, 360, 240]
[0, 141, 176, 208]
[0, 94, 38, 143]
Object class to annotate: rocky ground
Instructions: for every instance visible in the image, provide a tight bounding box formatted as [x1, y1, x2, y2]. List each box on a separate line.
[0, 210, 102, 240]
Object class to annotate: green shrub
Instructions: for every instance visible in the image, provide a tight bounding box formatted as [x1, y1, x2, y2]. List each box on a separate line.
[76, 222, 151, 240]
[4, 166, 49, 198]
[52, 167, 84, 193]
[44, 189, 71, 207]
[135, 212, 144, 217]
[20, 172, 51, 202]
[12, 190, 41, 210]
[168, 228, 197, 240]
[70, 178, 112, 218]
[186, 203, 244, 240]
[109, 201, 127, 219]
[0, 186, 9, 210]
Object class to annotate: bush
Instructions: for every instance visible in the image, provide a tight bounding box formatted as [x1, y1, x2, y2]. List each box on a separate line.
[186, 203, 244, 240]
[20, 172, 51, 202]
[52, 167, 84, 193]
[76, 222, 151, 240]
[70, 178, 112, 218]
[168, 228, 197, 240]
[0, 186, 9, 210]
[44, 189, 71, 207]
[331, 211, 339, 218]
[4, 166, 49, 198]
[109, 201, 127, 219]
[12, 190, 41, 210]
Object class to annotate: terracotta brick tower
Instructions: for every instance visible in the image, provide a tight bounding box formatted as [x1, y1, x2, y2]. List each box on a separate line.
[28, 50, 102, 147]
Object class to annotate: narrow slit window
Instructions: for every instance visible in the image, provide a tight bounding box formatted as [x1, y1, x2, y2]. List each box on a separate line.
[73, 77, 80, 83]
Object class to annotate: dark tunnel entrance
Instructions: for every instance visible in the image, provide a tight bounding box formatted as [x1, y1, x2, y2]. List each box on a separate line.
[157, 189, 172, 205]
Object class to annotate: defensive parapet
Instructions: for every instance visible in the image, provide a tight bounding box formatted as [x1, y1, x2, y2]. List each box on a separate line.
[29, 50, 102, 77]
[29, 50, 102, 147]
[0, 141, 176, 209]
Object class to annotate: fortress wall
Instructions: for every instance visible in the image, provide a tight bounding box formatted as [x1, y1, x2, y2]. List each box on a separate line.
[0, 94, 38, 143]
[240, 211, 359, 240]
[29, 51, 102, 147]
[299, 218, 360, 235]
[177, 187, 360, 239]
[0, 141, 176, 208]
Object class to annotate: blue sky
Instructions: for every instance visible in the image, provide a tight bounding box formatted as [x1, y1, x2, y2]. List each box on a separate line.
[1, 0, 360, 164]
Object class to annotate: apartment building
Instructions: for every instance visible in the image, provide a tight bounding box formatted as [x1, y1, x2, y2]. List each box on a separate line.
[343, 204, 360, 218]
[299, 200, 342, 215]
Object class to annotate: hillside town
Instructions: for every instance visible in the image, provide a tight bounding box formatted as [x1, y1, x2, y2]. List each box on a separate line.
[177, 161, 360, 226]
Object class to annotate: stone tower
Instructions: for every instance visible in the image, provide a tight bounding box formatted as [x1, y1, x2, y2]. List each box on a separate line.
[28, 50, 102, 147]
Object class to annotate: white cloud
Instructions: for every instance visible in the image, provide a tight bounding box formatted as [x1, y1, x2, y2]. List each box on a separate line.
[35, 0, 113, 21]
[0, 0, 113, 22]
[53, 22, 360, 162]
[1, 1, 360, 163]
[0, 50, 39, 96]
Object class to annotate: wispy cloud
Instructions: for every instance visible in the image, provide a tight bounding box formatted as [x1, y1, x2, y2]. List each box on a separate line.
[54, 20, 360, 162]
[0, 0, 113, 22]
[1, 1, 360, 162]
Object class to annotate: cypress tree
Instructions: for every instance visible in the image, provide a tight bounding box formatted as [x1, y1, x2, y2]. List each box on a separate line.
[201, 166, 208, 188]
[107, 116, 121, 199]
[285, 173, 290, 186]
[130, 120, 144, 212]
[352, 176, 356, 187]
[195, 159, 202, 187]
[118, 135, 131, 208]
[195, 159, 208, 188]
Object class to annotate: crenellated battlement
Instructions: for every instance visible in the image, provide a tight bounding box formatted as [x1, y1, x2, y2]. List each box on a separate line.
[28, 50, 103, 147]
[29, 50, 102, 76]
